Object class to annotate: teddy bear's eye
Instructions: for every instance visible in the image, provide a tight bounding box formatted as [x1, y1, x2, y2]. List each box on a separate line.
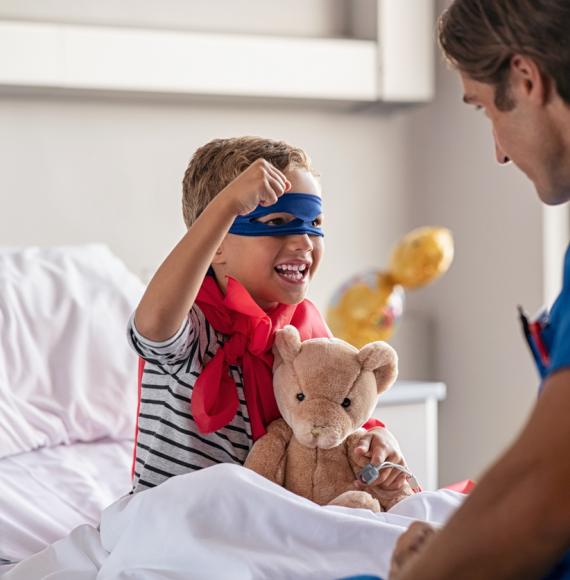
[341, 398, 351, 408]
[296, 393, 305, 402]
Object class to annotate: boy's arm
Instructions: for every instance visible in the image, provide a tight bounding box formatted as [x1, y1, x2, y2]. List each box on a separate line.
[391, 368, 570, 580]
[135, 159, 290, 342]
[134, 193, 238, 342]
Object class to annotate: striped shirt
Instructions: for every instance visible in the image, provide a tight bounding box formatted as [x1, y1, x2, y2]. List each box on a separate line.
[127, 305, 252, 493]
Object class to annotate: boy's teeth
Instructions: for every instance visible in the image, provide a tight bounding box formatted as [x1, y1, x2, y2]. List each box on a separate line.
[281, 271, 302, 280]
[275, 263, 306, 281]
[276, 264, 307, 272]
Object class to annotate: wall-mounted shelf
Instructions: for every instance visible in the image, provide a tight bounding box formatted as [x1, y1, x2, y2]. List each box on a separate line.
[0, 1, 434, 103]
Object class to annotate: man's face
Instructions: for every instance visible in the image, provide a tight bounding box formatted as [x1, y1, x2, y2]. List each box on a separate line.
[460, 71, 570, 205]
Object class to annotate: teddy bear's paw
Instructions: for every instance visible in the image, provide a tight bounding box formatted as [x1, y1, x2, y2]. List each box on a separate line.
[328, 490, 381, 513]
[374, 481, 415, 511]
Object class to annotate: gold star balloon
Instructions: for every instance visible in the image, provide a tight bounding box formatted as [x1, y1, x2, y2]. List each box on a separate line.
[327, 227, 454, 348]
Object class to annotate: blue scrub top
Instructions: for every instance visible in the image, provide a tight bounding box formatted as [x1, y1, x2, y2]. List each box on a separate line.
[540, 245, 570, 379]
[528, 244, 570, 580]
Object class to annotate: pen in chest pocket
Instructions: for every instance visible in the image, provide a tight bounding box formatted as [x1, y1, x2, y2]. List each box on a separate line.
[518, 305, 551, 375]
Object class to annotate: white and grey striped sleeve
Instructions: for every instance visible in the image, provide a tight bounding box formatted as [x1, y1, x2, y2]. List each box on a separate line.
[127, 306, 211, 368]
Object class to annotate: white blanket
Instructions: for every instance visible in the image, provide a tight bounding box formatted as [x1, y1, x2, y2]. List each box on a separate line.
[4, 464, 464, 580]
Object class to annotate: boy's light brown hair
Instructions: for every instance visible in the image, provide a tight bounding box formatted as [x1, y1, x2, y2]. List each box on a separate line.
[438, 0, 570, 110]
[182, 136, 317, 228]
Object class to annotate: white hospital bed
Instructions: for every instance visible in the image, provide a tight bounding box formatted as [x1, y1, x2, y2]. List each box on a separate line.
[0, 244, 464, 579]
[0, 244, 143, 569]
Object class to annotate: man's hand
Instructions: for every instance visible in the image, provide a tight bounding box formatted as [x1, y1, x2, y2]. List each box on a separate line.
[352, 427, 408, 490]
[390, 521, 438, 579]
[220, 158, 291, 217]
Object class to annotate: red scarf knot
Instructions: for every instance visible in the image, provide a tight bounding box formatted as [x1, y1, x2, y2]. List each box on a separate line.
[191, 275, 331, 441]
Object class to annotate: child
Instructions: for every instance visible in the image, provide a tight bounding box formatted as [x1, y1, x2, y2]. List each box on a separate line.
[128, 136, 407, 494]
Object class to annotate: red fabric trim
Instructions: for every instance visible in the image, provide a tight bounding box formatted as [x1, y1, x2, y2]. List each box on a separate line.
[444, 479, 476, 494]
[362, 418, 386, 430]
[131, 357, 145, 480]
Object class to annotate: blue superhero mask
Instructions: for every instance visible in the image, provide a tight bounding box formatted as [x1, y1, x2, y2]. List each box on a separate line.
[228, 193, 324, 237]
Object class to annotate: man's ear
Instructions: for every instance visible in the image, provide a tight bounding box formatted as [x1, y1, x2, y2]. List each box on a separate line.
[510, 54, 551, 106]
[357, 342, 398, 395]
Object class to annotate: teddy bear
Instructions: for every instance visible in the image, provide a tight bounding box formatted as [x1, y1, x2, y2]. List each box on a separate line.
[244, 325, 414, 512]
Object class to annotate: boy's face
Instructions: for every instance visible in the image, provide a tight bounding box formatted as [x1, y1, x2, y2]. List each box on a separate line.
[214, 168, 324, 310]
[460, 67, 570, 206]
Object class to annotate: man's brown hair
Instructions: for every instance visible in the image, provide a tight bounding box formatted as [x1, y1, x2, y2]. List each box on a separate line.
[438, 0, 570, 110]
[182, 136, 317, 228]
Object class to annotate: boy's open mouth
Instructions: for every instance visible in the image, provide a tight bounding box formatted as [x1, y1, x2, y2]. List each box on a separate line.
[274, 263, 309, 284]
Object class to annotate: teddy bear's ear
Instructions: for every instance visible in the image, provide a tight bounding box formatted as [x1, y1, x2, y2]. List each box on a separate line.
[357, 342, 398, 394]
[273, 325, 302, 367]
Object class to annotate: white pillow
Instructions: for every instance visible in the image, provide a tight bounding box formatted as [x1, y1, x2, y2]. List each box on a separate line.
[0, 245, 144, 459]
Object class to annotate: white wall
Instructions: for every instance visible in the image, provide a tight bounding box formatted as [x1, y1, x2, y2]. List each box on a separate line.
[0, 94, 412, 309]
[0, 0, 413, 306]
[0, 0, 553, 487]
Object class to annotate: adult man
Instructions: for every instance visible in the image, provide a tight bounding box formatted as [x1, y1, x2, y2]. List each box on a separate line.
[390, 1, 570, 579]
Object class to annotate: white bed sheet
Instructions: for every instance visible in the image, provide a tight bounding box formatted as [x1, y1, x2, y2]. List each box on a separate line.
[0, 438, 133, 564]
[3, 464, 465, 580]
